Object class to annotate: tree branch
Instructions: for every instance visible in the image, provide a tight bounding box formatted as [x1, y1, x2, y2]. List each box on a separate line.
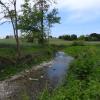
[0, 20, 11, 25]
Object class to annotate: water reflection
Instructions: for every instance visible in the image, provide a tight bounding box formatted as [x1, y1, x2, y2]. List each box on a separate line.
[47, 52, 73, 86]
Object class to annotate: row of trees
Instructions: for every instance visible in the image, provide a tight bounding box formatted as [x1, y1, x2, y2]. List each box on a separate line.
[0, 0, 60, 57]
[59, 34, 77, 40]
[79, 33, 100, 41]
[59, 33, 100, 41]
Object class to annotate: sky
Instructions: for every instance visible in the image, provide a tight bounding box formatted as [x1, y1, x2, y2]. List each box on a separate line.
[0, 0, 100, 38]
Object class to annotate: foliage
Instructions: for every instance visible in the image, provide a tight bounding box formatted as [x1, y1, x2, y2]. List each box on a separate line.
[47, 8, 60, 40]
[79, 33, 100, 41]
[59, 33, 100, 41]
[71, 34, 77, 40]
[18, 0, 60, 44]
[59, 34, 77, 41]
[59, 35, 71, 40]
[38, 45, 100, 100]
[18, 0, 41, 41]
[71, 41, 85, 46]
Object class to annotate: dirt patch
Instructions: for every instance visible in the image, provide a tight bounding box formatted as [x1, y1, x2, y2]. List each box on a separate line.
[0, 60, 53, 100]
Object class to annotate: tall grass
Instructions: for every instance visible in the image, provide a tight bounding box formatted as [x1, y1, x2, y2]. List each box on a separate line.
[0, 43, 57, 80]
[38, 45, 100, 100]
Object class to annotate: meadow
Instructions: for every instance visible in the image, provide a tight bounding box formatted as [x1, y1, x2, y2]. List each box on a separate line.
[49, 38, 100, 45]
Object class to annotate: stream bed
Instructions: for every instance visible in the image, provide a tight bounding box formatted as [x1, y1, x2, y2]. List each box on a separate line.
[0, 52, 73, 100]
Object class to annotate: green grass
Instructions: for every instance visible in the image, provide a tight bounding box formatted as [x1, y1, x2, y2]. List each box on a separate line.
[38, 45, 100, 100]
[49, 38, 73, 45]
[0, 39, 58, 80]
[0, 38, 16, 44]
[49, 38, 100, 45]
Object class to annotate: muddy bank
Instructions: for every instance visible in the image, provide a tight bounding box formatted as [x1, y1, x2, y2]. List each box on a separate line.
[0, 61, 53, 100]
[0, 52, 73, 100]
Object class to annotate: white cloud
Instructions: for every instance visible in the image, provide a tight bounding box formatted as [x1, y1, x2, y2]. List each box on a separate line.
[56, 0, 100, 11]
[0, 0, 100, 23]
[56, 0, 100, 22]
[0, 0, 24, 22]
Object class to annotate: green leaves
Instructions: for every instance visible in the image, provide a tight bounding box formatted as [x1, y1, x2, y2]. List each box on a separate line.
[18, 0, 60, 44]
[47, 8, 61, 27]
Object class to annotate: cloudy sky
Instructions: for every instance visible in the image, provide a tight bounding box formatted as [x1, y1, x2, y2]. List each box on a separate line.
[0, 0, 100, 38]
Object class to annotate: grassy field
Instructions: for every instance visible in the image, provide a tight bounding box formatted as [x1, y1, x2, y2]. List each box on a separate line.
[49, 38, 100, 45]
[38, 45, 100, 100]
[0, 38, 100, 46]
[49, 38, 73, 45]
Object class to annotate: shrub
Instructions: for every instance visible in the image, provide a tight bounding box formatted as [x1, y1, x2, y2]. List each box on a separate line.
[71, 41, 85, 46]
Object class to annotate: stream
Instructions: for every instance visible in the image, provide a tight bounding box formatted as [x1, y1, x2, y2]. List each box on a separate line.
[0, 52, 73, 100]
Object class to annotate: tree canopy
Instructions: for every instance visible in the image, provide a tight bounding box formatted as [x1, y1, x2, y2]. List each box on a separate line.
[18, 0, 60, 44]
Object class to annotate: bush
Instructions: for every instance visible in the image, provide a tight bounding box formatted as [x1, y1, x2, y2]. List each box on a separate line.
[71, 41, 85, 46]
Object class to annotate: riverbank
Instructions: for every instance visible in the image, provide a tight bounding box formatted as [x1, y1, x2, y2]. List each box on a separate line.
[0, 60, 53, 82]
[0, 52, 73, 100]
[38, 45, 100, 100]
[0, 44, 58, 81]
[0, 60, 53, 100]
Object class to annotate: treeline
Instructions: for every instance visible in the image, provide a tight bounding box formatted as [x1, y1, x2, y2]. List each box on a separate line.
[59, 34, 77, 40]
[59, 33, 100, 41]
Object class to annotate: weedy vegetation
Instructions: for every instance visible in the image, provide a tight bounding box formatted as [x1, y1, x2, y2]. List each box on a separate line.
[38, 44, 100, 100]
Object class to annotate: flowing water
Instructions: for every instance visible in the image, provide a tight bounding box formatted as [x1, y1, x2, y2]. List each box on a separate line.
[0, 52, 73, 100]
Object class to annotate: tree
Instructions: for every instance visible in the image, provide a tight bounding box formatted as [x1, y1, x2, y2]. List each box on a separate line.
[90, 33, 98, 37]
[19, 0, 60, 44]
[90, 33, 100, 41]
[33, 0, 60, 44]
[18, 0, 45, 43]
[59, 35, 71, 40]
[34, 0, 49, 44]
[0, 0, 20, 57]
[47, 8, 60, 41]
[70, 34, 77, 40]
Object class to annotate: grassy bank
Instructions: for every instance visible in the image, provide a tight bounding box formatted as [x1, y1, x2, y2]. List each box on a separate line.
[0, 39, 60, 81]
[38, 45, 100, 100]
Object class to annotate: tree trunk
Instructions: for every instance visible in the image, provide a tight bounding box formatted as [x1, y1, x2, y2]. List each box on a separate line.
[16, 35, 20, 57]
[14, 0, 21, 57]
[40, 0, 45, 44]
[0, 0, 21, 58]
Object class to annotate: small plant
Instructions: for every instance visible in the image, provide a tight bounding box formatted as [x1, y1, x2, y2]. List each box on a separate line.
[72, 41, 85, 46]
